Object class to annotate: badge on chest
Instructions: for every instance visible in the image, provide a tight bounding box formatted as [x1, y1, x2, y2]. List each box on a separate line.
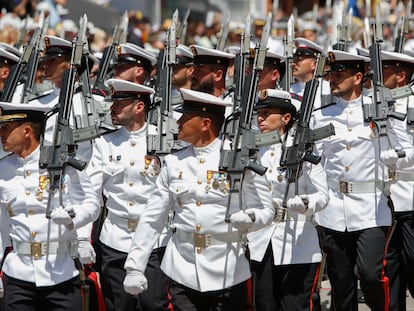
[205, 170, 229, 193]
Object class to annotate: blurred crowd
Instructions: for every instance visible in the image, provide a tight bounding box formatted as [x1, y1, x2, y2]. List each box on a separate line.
[1, 0, 414, 62]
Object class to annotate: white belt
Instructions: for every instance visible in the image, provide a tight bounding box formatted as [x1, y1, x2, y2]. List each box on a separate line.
[107, 211, 139, 232]
[273, 208, 312, 222]
[12, 240, 78, 260]
[174, 229, 243, 252]
[328, 179, 387, 194]
[389, 170, 414, 182]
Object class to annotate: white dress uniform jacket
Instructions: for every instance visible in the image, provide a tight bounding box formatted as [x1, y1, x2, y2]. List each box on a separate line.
[248, 143, 328, 265]
[312, 96, 413, 232]
[389, 97, 414, 212]
[124, 138, 274, 292]
[86, 124, 169, 253]
[0, 147, 99, 286]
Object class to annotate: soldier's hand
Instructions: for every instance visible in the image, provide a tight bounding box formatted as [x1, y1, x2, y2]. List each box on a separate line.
[123, 270, 148, 295]
[230, 209, 255, 231]
[78, 240, 96, 265]
[286, 195, 308, 214]
[380, 149, 399, 167]
[50, 206, 74, 229]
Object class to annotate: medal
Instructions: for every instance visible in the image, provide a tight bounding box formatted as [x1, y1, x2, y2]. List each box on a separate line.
[212, 180, 220, 190]
[205, 170, 214, 193]
[141, 155, 153, 176]
[36, 175, 49, 201]
[276, 167, 286, 182]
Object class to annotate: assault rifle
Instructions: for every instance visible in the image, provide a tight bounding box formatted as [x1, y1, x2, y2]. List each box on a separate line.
[279, 42, 335, 207]
[333, 7, 353, 52]
[15, 17, 28, 50]
[147, 10, 179, 156]
[20, 14, 50, 104]
[281, 14, 294, 91]
[367, 5, 406, 156]
[230, 13, 252, 131]
[93, 11, 128, 92]
[178, 9, 190, 44]
[220, 13, 272, 223]
[394, 0, 412, 53]
[39, 15, 91, 218]
[0, 12, 48, 102]
[216, 11, 230, 51]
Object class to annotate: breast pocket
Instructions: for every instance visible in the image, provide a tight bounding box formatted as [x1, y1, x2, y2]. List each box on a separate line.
[0, 190, 18, 217]
[169, 182, 191, 204]
[102, 164, 125, 184]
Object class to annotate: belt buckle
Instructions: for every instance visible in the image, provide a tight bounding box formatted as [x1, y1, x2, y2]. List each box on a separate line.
[194, 234, 206, 251]
[273, 209, 286, 223]
[128, 219, 138, 232]
[339, 181, 349, 193]
[388, 170, 396, 181]
[31, 242, 42, 260]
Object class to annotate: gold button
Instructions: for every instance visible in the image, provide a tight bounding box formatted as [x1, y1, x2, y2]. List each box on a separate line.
[196, 247, 202, 254]
[270, 152, 275, 157]
[176, 189, 179, 192]
[28, 210, 34, 216]
[130, 141, 136, 147]
[196, 201, 201, 207]
[199, 158, 205, 164]
[348, 110, 353, 115]
[197, 179, 202, 185]
[129, 181, 134, 187]
[196, 224, 201, 231]
[346, 145, 351, 150]
[26, 191, 30, 196]
[129, 201, 134, 207]
[268, 169, 272, 174]
[348, 128, 352, 132]
[130, 161, 134, 166]
[31, 232, 37, 238]
[26, 171, 31, 177]
[345, 165, 350, 172]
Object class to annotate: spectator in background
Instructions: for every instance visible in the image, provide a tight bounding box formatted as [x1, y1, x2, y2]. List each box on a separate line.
[0, 0, 36, 18]
[127, 12, 148, 48]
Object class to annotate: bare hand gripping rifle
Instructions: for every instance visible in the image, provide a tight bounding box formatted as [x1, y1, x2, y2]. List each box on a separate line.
[279, 42, 335, 209]
[39, 15, 92, 218]
[366, 5, 406, 157]
[220, 13, 272, 223]
[147, 9, 180, 156]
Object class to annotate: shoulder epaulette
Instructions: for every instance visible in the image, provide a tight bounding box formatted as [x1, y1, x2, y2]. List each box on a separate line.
[28, 91, 53, 102]
[0, 152, 13, 161]
[313, 94, 336, 111]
